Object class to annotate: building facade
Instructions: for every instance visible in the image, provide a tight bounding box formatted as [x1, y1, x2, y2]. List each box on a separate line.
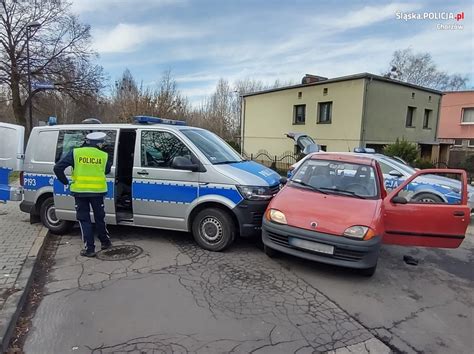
[241, 73, 443, 161]
[437, 91, 474, 166]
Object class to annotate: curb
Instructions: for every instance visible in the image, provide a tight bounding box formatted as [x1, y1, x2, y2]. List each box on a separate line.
[0, 227, 48, 353]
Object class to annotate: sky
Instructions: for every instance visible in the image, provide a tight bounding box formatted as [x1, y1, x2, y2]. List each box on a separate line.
[70, 0, 473, 105]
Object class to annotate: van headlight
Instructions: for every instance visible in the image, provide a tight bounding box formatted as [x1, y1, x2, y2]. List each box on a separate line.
[343, 226, 376, 240]
[237, 185, 274, 200]
[266, 209, 287, 224]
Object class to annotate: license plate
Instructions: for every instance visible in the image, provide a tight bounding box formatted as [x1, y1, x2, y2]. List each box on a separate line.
[289, 237, 334, 255]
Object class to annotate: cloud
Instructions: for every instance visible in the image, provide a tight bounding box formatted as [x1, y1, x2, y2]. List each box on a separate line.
[93, 23, 208, 53]
[319, 2, 423, 30]
[70, 0, 186, 14]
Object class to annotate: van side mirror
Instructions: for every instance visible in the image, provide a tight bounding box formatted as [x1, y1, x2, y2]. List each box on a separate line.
[392, 196, 408, 204]
[171, 156, 199, 172]
[389, 170, 403, 178]
[279, 177, 287, 185]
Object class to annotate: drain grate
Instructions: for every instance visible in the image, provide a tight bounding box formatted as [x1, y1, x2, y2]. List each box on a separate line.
[96, 245, 143, 261]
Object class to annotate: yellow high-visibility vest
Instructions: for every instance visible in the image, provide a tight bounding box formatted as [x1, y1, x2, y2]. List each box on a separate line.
[70, 147, 108, 193]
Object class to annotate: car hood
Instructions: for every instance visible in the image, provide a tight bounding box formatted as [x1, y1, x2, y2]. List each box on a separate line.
[270, 185, 380, 235]
[212, 160, 281, 186]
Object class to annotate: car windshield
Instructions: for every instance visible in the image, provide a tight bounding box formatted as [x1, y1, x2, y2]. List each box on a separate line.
[291, 159, 379, 198]
[181, 129, 243, 164]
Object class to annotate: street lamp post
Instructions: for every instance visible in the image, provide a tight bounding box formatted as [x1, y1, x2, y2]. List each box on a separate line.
[26, 21, 41, 134]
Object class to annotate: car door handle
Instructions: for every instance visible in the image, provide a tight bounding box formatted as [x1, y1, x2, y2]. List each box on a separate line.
[137, 170, 149, 176]
[453, 211, 465, 217]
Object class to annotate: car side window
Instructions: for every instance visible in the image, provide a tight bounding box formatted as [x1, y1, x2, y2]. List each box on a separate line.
[55, 130, 117, 163]
[141, 130, 192, 168]
[378, 160, 396, 175]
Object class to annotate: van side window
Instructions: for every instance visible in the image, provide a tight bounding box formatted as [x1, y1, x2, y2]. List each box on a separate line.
[141, 131, 191, 168]
[55, 130, 117, 162]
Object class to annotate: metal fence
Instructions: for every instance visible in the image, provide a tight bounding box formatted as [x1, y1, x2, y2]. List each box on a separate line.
[243, 150, 299, 175]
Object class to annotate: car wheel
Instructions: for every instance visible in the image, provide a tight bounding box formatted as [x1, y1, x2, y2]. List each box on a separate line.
[360, 264, 377, 277]
[192, 208, 235, 251]
[412, 193, 443, 204]
[263, 245, 279, 258]
[39, 197, 74, 235]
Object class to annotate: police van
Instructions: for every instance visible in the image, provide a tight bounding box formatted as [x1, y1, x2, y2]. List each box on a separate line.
[0, 116, 281, 251]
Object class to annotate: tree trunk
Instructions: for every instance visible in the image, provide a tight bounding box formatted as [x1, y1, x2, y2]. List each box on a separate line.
[10, 75, 28, 135]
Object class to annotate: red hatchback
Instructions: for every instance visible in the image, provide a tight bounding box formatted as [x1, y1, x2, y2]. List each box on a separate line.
[262, 153, 470, 276]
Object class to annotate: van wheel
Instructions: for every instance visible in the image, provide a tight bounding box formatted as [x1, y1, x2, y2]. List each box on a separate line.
[192, 208, 235, 251]
[39, 197, 74, 235]
[360, 264, 377, 277]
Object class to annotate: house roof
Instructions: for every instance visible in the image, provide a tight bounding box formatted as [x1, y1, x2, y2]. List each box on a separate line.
[242, 72, 443, 97]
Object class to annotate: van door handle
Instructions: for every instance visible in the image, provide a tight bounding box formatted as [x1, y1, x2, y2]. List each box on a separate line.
[137, 170, 149, 176]
[453, 211, 465, 217]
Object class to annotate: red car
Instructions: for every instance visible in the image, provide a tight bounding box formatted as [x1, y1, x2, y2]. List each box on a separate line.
[262, 153, 470, 276]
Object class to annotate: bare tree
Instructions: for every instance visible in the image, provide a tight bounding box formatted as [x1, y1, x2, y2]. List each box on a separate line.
[383, 48, 468, 91]
[0, 0, 104, 135]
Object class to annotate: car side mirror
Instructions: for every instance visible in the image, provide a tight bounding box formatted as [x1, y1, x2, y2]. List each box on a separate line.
[389, 170, 404, 178]
[279, 177, 287, 185]
[392, 196, 408, 204]
[171, 156, 199, 172]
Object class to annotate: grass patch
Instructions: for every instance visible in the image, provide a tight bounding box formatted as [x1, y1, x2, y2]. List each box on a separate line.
[8, 171, 20, 183]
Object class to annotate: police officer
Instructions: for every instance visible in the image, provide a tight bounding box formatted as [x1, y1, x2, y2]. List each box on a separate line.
[54, 132, 112, 257]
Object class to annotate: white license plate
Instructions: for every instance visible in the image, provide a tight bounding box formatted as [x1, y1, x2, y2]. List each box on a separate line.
[289, 238, 334, 255]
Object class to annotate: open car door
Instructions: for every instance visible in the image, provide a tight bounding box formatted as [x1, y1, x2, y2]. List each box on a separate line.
[285, 133, 319, 155]
[383, 169, 470, 248]
[0, 123, 24, 202]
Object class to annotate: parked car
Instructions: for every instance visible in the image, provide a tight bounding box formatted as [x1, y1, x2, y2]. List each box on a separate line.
[262, 153, 471, 276]
[286, 134, 474, 211]
[0, 117, 281, 252]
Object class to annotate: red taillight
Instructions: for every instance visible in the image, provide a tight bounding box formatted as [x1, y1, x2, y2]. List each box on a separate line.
[20, 171, 24, 186]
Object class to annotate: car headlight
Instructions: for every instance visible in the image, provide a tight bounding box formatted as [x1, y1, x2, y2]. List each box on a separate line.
[266, 209, 287, 224]
[343, 226, 375, 240]
[237, 185, 274, 200]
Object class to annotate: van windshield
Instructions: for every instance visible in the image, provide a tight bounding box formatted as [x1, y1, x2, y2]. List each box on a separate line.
[291, 159, 379, 199]
[181, 129, 243, 164]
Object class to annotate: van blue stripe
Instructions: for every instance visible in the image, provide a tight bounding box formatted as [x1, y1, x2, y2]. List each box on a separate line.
[133, 182, 198, 203]
[199, 186, 243, 204]
[54, 178, 114, 199]
[0, 167, 11, 201]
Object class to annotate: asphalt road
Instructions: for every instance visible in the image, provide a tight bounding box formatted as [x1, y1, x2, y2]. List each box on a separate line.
[22, 221, 473, 353]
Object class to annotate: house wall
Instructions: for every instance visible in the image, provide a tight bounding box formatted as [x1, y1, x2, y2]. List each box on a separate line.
[438, 91, 474, 140]
[363, 80, 441, 145]
[242, 79, 365, 156]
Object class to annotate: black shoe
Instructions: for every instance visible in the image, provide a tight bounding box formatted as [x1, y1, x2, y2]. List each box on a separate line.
[80, 249, 96, 257]
[101, 241, 112, 250]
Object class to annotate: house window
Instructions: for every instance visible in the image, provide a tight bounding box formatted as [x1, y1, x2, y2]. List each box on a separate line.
[411, 92, 415, 99]
[461, 107, 474, 123]
[453, 139, 463, 146]
[293, 105, 306, 124]
[469, 139, 474, 147]
[406, 106, 416, 127]
[319, 145, 327, 151]
[423, 109, 432, 129]
[323, 88, 328, 95]
[428, 95, 432, 102]
[317, 101, 332, 124]
[298, 91, 302, 99]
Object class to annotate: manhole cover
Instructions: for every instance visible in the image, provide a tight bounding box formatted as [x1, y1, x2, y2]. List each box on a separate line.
[96, 245, 143, 261]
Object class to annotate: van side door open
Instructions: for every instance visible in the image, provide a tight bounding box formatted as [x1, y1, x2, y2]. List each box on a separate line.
[383, 169, 470, 248]
[0, 123, 24, 202]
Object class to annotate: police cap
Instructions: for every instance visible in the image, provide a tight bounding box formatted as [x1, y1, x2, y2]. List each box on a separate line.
[86, 132, 107, 141]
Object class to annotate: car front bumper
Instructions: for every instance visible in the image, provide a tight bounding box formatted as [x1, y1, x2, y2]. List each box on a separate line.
[233, 199, 270, 237]
[262, 219, 381, 269]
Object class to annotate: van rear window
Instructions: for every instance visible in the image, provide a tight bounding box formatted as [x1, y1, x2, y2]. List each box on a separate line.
[55, 130, 117, 163]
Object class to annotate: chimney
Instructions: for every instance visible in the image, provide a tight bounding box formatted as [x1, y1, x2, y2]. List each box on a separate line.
[301, 74, 328, 84]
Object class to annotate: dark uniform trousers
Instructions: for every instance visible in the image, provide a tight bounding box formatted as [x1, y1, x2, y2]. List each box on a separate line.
[75, 196, 110, 252]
